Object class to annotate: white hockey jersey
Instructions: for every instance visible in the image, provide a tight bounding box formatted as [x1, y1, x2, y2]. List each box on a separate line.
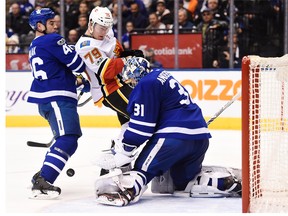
[75, 30, 125, 104]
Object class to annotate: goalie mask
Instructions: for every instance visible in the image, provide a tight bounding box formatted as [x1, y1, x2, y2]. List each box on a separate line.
[29, 8, 55, 31]
[122, 57, 151, 88]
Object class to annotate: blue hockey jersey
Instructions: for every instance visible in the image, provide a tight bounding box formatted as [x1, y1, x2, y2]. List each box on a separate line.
[123, 68, 211, 147]
[27, 33, 85, 104]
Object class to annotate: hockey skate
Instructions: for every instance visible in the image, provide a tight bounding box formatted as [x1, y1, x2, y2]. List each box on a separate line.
[29, 171, 61, 199]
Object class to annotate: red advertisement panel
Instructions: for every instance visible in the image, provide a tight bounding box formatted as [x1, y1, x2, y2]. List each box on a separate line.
[131, 34, 202, 69]
[6, 54, 31, 71]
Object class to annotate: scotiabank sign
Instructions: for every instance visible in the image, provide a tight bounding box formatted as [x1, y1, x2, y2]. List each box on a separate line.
[6, 54, 31, 70]
[131, 34, 202, 69]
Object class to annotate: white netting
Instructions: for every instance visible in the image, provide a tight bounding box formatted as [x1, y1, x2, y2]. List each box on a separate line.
[248, 54, 288, 213]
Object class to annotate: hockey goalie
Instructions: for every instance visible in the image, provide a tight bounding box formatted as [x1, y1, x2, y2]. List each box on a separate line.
[94, 57, 242, 206]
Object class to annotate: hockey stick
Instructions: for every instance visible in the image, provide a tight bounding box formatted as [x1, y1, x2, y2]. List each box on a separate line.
[27, 91, 87, 148]
[206, 91, 241, 126]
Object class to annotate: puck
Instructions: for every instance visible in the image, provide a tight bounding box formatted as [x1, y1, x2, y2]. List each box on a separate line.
[66, 168, 75, 177]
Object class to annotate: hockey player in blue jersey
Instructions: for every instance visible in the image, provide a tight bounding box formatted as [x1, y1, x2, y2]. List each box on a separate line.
[27, 8, 89, 199]
[92, 57, 241, 206]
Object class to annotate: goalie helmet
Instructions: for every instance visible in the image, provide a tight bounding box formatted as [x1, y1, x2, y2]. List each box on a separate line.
[122, 57, 151, 88]
[29, 8, 55, 31]
[89, 6, 113, 28]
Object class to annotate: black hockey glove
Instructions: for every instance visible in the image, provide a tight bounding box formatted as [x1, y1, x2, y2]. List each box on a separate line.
[120, 49, 144, 58]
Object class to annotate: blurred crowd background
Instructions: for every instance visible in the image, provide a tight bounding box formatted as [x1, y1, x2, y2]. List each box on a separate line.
[5, 0, 286, 68]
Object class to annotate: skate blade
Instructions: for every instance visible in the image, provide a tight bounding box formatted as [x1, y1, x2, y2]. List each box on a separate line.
[96, 194, 128, 206]
[29, 189, 60, 200]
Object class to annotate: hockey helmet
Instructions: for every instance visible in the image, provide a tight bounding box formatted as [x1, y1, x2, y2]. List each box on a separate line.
[122, 57, 151, 88]
[29, 8, 55, 30]
[89, 6, 113, 28]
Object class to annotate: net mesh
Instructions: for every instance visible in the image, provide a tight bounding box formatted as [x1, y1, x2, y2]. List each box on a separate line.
[248, 55, 288, 213]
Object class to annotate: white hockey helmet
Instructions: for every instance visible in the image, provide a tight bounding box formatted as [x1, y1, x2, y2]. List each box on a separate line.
[89, 6, 113, 28]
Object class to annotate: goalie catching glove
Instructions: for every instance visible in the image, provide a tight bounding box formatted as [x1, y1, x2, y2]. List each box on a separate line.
[94, 139, 137, 170]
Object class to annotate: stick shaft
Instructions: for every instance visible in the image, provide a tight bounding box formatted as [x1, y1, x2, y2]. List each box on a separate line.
[206, 92, 241, 125]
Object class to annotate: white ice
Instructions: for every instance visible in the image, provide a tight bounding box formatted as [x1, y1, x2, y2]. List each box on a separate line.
[5, 127, 242, 214]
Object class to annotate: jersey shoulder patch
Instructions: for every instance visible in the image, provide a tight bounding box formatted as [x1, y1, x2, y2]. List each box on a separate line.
[80, 40, 91, 48]
[57, 37, 66, 46]
[75, 36, 93, 51]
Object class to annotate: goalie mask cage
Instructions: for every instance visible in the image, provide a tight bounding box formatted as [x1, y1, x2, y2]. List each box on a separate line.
[242, 54, 288, 213]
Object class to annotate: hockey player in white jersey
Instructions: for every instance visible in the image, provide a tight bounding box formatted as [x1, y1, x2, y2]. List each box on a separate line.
[93, 57, 241, 206]
[75, 6, 144, 143]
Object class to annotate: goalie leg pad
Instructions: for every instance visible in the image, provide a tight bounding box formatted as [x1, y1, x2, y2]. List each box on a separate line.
[95, 170, 148, 206]
[151, 166, 242, 197]
[95, 168, 123, 197]
[151, 170, 174, 194]
[96, 191, 131, 206]
[185, 166, 242, 198]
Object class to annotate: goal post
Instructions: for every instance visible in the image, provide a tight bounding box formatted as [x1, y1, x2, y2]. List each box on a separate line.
[242, 54, 288, 213]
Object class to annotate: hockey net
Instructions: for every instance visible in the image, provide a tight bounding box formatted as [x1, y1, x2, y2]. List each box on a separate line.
[242, 54, 288, 213]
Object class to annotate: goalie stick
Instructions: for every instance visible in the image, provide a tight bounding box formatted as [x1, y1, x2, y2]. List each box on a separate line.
[206, 91, 241, 126]
[27, 91, 86, 148]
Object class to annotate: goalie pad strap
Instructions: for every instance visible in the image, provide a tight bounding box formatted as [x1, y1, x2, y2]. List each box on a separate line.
[121, 171, 146, 196]
[112, 175, 133, 201]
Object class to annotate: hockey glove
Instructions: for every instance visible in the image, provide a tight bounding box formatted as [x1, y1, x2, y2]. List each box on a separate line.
[120, 49, 144, 58]
[75, 74, 91, 93]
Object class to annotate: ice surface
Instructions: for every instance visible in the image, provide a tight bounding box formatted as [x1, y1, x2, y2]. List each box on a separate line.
[5, 127, 242, 214]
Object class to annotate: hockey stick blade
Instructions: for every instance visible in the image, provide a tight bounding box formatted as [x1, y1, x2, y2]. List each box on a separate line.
[206, 91, 241, 126]
[27, 138, 54, 148]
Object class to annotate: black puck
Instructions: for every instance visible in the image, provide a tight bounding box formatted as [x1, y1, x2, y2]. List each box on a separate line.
[66, 168, 75, 177]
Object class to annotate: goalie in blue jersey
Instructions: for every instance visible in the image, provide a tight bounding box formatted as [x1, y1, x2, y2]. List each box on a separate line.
[93, 57, 241, 206]
[26, 8, 90, 199]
